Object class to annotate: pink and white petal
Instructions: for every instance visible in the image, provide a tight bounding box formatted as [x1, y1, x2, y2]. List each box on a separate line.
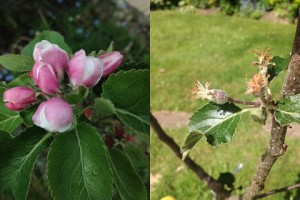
[33, 101, 46, 127]
[3, 87, 35, 104]
[5, 102, 27, 111]
[37, 64, 60, 94]
[40, 46, 69, 80]
[33, 40, 52, 62]
[31, 62, 40, 85]
[82, 57, 103, 87]
[44, 98, 73, 132]
[68, 49, 86, 86]
[100, 51, 123, 76]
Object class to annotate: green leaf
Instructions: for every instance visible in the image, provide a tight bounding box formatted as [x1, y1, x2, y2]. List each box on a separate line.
[0, 128, 50, 200]
[20, 105, 38, 127]
[0, 104, 22, 134]
[268, 56, 289, 83]
[250, 107, 267, 125]
[123, 144, 149, 181]
[181, 132, 203, 160]
[106, 41, 114, 52]
[275, 94, 300, 125]
[7, 73, 36, 88]
[21, 31, 72, 56]
[73, 106, 84, 117]
[93, 98, 116, 119]
[119, 62, 150, 71]
[102, 70, 150, 134]
[65, 85, 89, 105]
[47, 122, 112, 200]
[108, 148, 147, 200]
[97, 50, 106, 56]
[0, 54, 34, 72]
[183, 103, 245, 157]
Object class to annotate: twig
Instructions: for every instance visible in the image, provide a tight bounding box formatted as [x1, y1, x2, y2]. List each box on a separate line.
[228, 98, 261, 107]
[150, 112, 231, 200]
[253, 183, 300, 199]
[243, 10, 300, 200]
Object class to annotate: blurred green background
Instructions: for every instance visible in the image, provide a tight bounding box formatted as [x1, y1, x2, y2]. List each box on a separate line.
[0, 0, 149, 82]
[151, 0, 300, 22]
[150, 10, 300, 200]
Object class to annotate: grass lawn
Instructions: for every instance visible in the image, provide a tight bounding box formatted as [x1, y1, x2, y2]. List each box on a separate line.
[151, 116, 300, 199]
[150, 10, 295, 112]
[150, 11, 300, 199]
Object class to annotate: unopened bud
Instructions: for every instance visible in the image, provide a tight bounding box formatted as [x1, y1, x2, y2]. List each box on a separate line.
[104, 135, 115, 148]
[99, 51, 123, 77]
[32, 97, 73, 133]
[3, 87, 36, 111]
[192, 81, 228, 105]
[114, 127, 125, 139]
[68, 49, 104, 88]
[211, 89, 228, 105]
[125, 134, 133, 142]
[84, 108, 94, 120]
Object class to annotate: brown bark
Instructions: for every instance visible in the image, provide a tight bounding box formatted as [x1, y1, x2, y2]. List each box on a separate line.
[150, 112, 231, 200]
[253, 182, 300, 199]
[243, 11, 300, 200]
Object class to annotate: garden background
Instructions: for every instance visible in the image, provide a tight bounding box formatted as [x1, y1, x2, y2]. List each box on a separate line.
[150, 5, 300, 200]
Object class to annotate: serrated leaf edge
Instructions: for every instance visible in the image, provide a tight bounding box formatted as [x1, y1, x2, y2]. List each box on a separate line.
[186, 104, 253, 153]
[75, 124, 113, 200]
[103, 69, 149, 80]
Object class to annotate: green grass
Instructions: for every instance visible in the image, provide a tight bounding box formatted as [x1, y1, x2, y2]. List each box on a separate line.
[151, 115, 300, 199]
[150, 11, 300, 199]
[150, 11, 295, 112]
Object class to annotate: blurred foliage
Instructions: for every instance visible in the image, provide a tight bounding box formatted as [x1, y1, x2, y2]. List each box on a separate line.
[152, 0, 300, 21]
[150, 0, 181, 9]
[0, 0, 149, 62]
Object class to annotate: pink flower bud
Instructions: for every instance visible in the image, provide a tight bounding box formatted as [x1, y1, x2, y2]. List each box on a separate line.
[32, 97, 73, 133]
[99, 51, 123, 76]
[32, 62, 60, 94]
[3, 87, 35, 111]
[68, 49, 103, 88]
[33, 40, 69, 81]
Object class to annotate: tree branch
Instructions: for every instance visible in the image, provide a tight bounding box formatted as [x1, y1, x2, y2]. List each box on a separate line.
[228, 98, 261, 107]
[253, 183, 300, 199]
[150, 112, 231, 200]
[243, 10, 300, 200]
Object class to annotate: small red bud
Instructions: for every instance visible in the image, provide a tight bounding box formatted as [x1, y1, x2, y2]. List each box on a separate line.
[104, 135, 115, 148]
[84, 108, 94, 120]
[125, 134, 133, 142]
[115, 127, 125, 139]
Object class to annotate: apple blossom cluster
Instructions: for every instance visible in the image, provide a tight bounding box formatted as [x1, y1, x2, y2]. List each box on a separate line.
[3, 40, 123, 133]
